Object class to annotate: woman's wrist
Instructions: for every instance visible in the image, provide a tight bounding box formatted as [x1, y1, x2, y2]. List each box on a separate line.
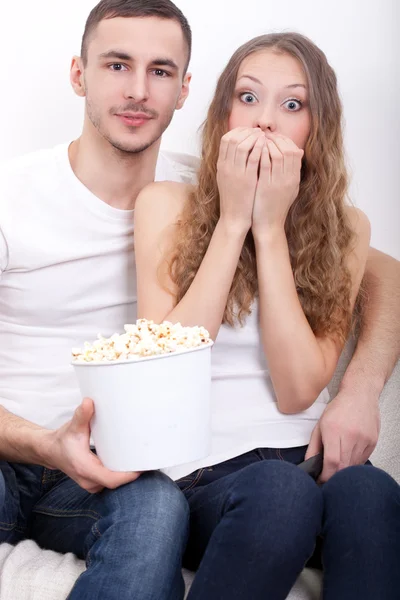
[252, 224, 287, 247]
[217, 216, 250, 240]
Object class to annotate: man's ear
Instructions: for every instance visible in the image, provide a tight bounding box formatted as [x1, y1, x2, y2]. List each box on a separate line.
[176, 72, 192, 110]
[70, 56, 86, 98]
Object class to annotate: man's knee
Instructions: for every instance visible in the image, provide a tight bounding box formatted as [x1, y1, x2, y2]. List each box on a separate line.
[324, 465, 399, 510]
[323, 465, 400, 535]
[0, 469, 5, 508]
[103, 470, 189, 542]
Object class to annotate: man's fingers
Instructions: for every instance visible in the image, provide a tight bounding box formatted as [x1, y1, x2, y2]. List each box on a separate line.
[106, 471, 143, 489]
[305, 423, 323, 460]
[319, 433, 341, 483]
[86, 453, 142, 489]
[96, 468, 142, 490]
[350, 442, 371, 467]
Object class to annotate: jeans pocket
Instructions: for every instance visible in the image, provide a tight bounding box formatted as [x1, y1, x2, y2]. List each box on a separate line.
[176, 469, 206, 492]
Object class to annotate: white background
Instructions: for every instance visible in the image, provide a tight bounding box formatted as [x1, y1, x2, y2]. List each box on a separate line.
[0, 1, 399, 258]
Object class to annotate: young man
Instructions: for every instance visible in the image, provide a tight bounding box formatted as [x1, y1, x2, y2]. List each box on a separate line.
[0, 2, 194, 599]
[0, 0, 399, 599]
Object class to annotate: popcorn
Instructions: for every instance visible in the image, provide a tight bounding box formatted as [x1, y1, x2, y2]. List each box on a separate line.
[72, 319, 212, 363]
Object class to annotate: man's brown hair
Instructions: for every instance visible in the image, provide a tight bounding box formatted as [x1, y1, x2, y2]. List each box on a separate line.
[81, 0, 192, 71]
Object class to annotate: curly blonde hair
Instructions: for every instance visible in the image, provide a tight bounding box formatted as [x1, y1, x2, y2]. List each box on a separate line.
[168, 33, 358, 343]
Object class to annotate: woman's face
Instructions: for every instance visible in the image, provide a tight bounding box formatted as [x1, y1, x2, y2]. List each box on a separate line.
[228, 50, 311, 149]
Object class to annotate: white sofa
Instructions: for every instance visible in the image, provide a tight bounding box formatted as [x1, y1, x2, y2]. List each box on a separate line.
[0, 339, 399, 600]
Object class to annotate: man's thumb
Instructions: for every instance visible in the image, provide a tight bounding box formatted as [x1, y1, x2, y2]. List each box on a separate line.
[305, 423, 323, 460]
[71, 398, 94, 432]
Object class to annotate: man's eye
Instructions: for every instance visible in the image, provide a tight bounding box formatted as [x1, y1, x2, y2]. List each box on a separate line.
[109, 63, 128, 72]
[152, 69, 170, 78]
[240, 92, 257, 104]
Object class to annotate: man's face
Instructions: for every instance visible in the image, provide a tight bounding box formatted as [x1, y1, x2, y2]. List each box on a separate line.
[77, 16, 190, 154]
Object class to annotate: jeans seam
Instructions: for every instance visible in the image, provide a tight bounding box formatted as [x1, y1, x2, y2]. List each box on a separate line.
[0, 520, 17, 527]
[86, 521, 102, 568]
[180, 469, 206, 493]
[0, 523, 25, 534]
[33, 507, 101, 520]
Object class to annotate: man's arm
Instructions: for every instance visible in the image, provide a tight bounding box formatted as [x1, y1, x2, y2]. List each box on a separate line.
[0, 405, 55, 466]
[306, 247, 400, 481]
[341, 247, 400, 394]
[0, 399, 141, 492]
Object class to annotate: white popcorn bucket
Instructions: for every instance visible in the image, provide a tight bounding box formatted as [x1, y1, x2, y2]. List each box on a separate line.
[72, 344, 212, 471]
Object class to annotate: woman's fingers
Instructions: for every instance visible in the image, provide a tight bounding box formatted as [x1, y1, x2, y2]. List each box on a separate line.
[266, 133, 304, 175]
[259, 139, 271, 182]
[265, 138, 284, 179]
[219, 128, 263, 168]
[234, 130, 265, 171]
[218, 127, 247, 163]
[246, 134, 266, 177]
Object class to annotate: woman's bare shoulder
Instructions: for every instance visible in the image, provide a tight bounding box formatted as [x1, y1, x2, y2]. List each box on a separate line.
[135, 181, 194, 216]
[344, 205, 371, 239]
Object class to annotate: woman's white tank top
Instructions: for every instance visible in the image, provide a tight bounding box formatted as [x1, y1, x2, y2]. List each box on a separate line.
[163, 302, 330, 481]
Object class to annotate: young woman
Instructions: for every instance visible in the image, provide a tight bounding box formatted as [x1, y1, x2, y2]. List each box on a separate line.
[134, 33, 400, 600]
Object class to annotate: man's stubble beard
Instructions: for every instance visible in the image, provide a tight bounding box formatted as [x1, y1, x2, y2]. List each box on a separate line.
[86, 96, 175, 157]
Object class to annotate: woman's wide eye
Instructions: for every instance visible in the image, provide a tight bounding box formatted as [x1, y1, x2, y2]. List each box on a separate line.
[240, 92, 257, 104]
[283, 99, 302, 111]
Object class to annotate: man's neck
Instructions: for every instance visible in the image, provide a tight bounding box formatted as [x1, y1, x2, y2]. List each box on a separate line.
[68, 132, 161, 211]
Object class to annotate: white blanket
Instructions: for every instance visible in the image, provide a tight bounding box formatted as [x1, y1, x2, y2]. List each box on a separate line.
[0, 540, 85, 600]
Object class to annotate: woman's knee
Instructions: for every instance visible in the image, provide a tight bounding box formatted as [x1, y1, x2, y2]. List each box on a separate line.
[227, 461, 323, 541]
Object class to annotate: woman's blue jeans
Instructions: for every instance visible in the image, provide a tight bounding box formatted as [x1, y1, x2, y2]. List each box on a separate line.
[177, 447, 400, 600]
[0, 462, 189, 600]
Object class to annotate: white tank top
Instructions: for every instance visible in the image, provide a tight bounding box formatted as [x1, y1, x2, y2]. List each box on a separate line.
[163, 302, 330, 481]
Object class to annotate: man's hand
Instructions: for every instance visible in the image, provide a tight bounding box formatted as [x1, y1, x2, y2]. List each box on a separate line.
[43, 398, 141, 493]
[305, 388, 380, 483]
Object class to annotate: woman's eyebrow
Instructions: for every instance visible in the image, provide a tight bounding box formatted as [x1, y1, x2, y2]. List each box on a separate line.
[237, 74, 262, 85]
[285, 83, 307, 90]
[237, 76, 307, 90]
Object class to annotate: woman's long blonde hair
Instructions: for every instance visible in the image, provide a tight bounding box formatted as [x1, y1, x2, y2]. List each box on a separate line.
[168, 33, 358, 343]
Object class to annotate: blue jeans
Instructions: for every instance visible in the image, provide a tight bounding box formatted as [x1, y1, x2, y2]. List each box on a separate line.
[0, 462, 189, 600]
[177, 447, 400, 600]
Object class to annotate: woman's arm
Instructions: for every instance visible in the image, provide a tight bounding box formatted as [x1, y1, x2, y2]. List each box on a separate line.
[254, 208, 371, 414]
[135, 182, 247, 338]
[251, 132, 371, 414]
[135, 127, 265, 338]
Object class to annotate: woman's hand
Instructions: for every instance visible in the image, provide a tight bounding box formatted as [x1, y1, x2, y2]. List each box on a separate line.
[217, 127, 265, 235]
[252, 133, 304, 239]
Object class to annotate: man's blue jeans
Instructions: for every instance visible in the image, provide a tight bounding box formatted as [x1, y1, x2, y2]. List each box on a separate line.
[177, 447, 400, 600]
[0, 462, 189, 600]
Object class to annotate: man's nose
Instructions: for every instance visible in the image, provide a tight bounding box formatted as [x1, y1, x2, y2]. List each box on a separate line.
[124, 69, 150, 104]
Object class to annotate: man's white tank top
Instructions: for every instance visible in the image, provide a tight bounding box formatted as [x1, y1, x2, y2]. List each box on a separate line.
[163, 302, 330, 481]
